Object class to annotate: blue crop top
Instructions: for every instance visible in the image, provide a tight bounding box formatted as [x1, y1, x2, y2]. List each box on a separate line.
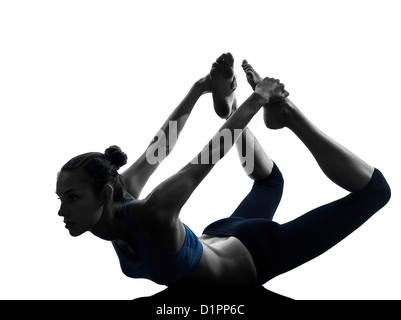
[112, 198, 203, 285]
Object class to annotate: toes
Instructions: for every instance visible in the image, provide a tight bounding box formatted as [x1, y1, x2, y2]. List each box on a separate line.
[216, 52, 234, 67]
[216, 53, 226, 63]
[241, 60, 253, 73]
[242, 59, 251, 68]
[225, 52, 234, 67]
[212, 53, 235, 79]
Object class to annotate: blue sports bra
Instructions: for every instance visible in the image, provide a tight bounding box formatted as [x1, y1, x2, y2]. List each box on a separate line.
[112, 198, 203, 285]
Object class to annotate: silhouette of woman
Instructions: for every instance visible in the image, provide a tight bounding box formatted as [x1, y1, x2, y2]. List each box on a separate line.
[56, 53, 390, 299]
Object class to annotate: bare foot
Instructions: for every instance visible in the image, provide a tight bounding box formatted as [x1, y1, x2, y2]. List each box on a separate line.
[210, 52, 237, 119]
[263, 100, 291, 130]
[241, 60, 263, 91]
[242, 59, 290, 129]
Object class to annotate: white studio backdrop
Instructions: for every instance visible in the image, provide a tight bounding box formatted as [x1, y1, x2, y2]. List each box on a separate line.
[0, 0, 400, 300]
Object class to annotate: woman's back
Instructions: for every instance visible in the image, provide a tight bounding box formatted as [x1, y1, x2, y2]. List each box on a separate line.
[192, 235, 257, 287]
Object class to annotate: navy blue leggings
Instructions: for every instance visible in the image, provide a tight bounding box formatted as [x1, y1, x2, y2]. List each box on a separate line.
[203, 163, 391, 285]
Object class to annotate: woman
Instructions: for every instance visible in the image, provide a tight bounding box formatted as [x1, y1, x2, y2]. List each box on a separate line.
[56, 53, 390, 289]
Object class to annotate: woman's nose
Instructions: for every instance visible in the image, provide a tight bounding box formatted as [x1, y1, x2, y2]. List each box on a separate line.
[58, 204, 68, 217]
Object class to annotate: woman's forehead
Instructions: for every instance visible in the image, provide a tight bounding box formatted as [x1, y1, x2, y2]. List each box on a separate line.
[56, 169, 87, 193]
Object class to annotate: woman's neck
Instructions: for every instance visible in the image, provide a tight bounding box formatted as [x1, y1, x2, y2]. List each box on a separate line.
[90, 201, 129, 243]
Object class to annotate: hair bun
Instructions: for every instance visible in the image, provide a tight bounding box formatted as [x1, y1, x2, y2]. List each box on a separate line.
[104, 145, 128, 170]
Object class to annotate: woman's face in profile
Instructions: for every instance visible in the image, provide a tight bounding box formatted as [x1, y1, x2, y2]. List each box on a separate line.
[56, 168, 104, 237]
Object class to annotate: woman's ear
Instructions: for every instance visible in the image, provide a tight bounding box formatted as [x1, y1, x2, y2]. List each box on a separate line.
[103, 184, 114, 202]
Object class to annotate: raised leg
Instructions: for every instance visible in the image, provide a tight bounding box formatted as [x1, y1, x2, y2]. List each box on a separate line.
[235, 126, 274, 180]
[249, 167, 391, 284]
[284, 100, 374, 192]
[237, 60, 391, 285]
[242, 59, 374, 192]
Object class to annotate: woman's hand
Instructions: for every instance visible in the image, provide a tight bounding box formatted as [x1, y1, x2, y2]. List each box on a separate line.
[255, 77, 289, 105]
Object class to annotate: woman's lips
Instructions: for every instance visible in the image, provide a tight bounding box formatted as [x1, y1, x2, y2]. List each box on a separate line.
[64, 221, 75, 229]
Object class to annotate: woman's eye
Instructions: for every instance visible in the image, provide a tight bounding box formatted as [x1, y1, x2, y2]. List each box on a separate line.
[68, 194, 79, 201]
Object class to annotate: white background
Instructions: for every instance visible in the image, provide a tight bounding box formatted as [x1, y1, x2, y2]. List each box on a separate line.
[1, 0, 400, 300]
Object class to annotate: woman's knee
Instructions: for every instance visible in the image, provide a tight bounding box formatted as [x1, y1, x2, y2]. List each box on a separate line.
[360, 168, 391, 212]
[373, 169, 391, 208]
[254, 162, 284, 190]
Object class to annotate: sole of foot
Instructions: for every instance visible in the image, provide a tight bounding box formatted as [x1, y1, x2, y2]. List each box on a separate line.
[211, 52, 237, 119]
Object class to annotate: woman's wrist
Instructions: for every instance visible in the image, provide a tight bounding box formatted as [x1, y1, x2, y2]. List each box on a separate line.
[250, 91, 270, 107]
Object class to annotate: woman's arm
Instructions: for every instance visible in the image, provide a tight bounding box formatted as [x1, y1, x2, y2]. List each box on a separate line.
[121, 76, 211, 199]
[142, 78, 287, 222]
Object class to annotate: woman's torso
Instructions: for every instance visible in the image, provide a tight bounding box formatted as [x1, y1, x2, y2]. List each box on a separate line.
[120, 198, 257, 286]
[115, 198, 203, 285]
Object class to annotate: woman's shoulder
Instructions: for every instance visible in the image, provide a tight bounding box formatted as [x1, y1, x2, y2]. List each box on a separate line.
[123, 196, 162, 232]
[123, 195, 186, 253]
[123, 196, 145, 219]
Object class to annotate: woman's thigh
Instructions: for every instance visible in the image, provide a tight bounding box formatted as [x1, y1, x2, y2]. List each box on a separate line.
[258, 168, 391, 283]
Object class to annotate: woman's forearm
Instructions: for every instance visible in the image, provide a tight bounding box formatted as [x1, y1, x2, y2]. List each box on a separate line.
[163, 83, 204, 142]
[146, 79, 208, 160]
[122, 78, 208, 198]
